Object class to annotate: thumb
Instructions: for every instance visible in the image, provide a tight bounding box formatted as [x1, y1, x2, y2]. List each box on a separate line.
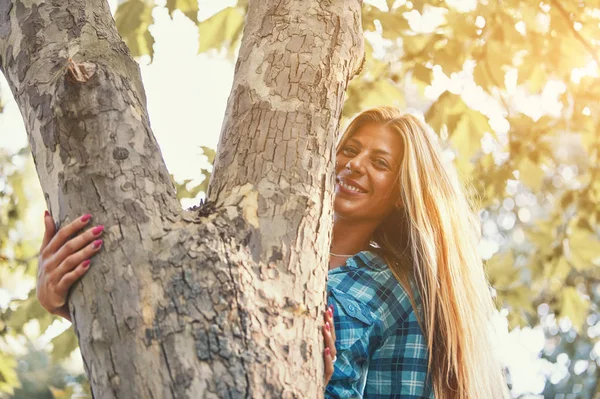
[40, 211, 56, 251]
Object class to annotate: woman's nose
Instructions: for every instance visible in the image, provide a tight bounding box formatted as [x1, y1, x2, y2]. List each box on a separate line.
[346, 153, 367, 173]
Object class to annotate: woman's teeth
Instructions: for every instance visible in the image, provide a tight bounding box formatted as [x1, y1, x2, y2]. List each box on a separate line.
[338, 180, 365, 193]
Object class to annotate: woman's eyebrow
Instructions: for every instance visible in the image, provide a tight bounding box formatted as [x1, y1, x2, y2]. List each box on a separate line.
[347, 138, 393, 158]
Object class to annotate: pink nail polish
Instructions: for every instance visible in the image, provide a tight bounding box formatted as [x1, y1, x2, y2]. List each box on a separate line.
[81, 214, 92, 223]
[325, 321, 330, 331]
[44, 210, 50, 218]
[92, 225, 104, 235]
[92, 239, 103, 249]
[82, 260, 91, 268]
[325, 347, 330, 356]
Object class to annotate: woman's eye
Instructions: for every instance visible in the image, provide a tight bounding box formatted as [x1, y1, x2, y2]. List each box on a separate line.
[342, 147, 356, 155]
[375, 159, 388, 168]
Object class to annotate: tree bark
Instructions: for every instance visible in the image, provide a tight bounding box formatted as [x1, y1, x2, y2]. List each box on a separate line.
[0, 0, 363, 397]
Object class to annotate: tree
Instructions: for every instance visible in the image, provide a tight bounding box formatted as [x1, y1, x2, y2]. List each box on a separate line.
[2, 0, 600, 397]
[0, 0, 364, 397]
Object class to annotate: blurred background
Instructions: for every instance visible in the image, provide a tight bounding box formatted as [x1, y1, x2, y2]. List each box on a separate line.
[1, 0, 599, 397]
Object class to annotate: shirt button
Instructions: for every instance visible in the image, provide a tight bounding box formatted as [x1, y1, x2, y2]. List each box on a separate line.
[348, 304, 356, 314]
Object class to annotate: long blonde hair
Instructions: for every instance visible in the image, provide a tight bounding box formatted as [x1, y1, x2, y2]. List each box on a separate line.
[336, 107, 509, 399]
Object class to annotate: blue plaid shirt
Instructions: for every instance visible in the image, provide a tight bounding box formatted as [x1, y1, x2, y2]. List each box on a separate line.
[326, 251, 434, 398]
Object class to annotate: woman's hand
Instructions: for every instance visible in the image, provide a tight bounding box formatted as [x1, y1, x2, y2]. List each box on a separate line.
[36, 212, 104, 322]
[323, 304, 337, 385]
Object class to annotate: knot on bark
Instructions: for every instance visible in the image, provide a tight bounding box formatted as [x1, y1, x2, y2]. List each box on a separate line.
[66, 57, 97, 83]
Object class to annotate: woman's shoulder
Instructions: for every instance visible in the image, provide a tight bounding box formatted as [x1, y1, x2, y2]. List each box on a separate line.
[327, 251, 418, 332]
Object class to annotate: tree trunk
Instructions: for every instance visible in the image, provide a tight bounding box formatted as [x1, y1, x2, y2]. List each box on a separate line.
[0, 0, 363, 397]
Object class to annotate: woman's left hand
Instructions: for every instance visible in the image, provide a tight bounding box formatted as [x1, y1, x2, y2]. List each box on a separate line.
[323, 304, 337, 384]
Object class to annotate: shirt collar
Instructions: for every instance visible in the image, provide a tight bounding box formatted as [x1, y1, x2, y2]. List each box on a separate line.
[328, 250, 388, 275]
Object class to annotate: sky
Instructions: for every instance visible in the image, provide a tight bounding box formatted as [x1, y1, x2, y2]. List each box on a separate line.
[0, 0, 569, 396]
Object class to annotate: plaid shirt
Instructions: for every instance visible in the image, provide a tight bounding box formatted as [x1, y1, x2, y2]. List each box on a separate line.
[325, 251, 434, 398]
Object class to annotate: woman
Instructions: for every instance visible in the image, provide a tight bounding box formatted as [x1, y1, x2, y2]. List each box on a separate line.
[37, 107, 509, 397]
[322, 107, 509, 398]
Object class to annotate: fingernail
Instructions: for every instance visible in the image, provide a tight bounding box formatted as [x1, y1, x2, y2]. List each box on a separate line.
[325, 321, 330, 331]
[44, 210, 50, 218]
[328, 308, 333, 317]
[82, 260, 91, 268]
[81, 214, 92, 223]
[325, 347, 330, 356]
[92, 239, 103, 249]
[92, 225, 104, 235]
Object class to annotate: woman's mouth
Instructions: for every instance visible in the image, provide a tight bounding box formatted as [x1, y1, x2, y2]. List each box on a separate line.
[336, 178, 367, 194]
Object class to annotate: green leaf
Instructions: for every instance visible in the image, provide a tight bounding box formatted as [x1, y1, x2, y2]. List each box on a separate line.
[198, 7, 245, 54]
[115, 0, 156, 59]
[166, 0, 199, 23]
[486, 252, 518, 288]
[50, 328, 79, 363]
[0, 352, 19, 394]
[200, 146, 216, 164]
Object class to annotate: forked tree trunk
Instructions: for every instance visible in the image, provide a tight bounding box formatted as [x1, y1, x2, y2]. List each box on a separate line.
[0, 0, 364, 396]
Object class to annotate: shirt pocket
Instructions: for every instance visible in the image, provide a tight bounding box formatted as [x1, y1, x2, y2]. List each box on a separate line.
[328, 287, 376, 351]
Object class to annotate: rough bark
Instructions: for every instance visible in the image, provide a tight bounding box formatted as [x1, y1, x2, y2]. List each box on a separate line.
[0, 0, 363, 397]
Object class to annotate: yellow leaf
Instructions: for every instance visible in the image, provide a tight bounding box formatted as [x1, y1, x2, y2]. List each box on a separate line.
[567, 229, 600, 271]
[115, 0, 156, 59]
[518, 157, 545, 191]
[166, 0, 199, 23]
[198, 7, 245, 54]
[558, 287, 589, 332]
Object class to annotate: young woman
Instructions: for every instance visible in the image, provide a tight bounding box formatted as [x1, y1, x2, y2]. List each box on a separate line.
[321, 107, 509, 398]
[36, 107, 509, 398]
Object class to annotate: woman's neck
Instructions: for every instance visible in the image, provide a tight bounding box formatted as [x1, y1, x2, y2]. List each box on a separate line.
[330, 215, 378, 266]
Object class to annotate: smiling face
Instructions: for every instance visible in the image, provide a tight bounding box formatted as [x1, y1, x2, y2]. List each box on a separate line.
[334, 122, 404, 224]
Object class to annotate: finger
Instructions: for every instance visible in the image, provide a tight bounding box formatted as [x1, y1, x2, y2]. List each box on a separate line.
[56, 259, 92, 297]
[327, 305, 336, 343]
[44, 214, 92, 257]
[55, 239, 103, 277]
[52, 225, 104, 266]
[40, 211, 56, 251]
[324, 347, 334, 383]
[323, 321, 337, 360]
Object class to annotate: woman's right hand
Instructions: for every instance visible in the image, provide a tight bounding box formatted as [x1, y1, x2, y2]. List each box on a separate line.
[36, 212, 104, 322]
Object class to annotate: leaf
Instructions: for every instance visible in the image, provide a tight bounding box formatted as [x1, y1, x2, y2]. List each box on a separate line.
[518, 157, 545, 191]
[166, 0, 198, 23]
[451, 108, 491, 160]
[412, 64, 432, 86]
[558, 286, 589, 332]
[115, 0, 156, 59]
[567, 229, 600, 271]
[198, 7, 245, 54]
[485, 252, 518, 288]
[6, 290, 53, 334]
[0, 352, 19, 394]
[50, 328, 79, 363]
[200, 146, 216, 164]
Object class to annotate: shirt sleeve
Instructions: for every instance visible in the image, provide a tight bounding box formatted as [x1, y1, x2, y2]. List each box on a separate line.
[364, 310, 433, 398]
[325, 290, 375, 399]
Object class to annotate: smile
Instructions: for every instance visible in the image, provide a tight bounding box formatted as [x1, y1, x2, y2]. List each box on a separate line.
[337, 178, 367, 193]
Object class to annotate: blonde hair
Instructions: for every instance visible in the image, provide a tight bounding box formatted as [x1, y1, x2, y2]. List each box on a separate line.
[336, 107, 509, 399]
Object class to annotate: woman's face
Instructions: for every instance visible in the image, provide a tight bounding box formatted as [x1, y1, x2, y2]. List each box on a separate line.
[334, 122, 403, 223]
